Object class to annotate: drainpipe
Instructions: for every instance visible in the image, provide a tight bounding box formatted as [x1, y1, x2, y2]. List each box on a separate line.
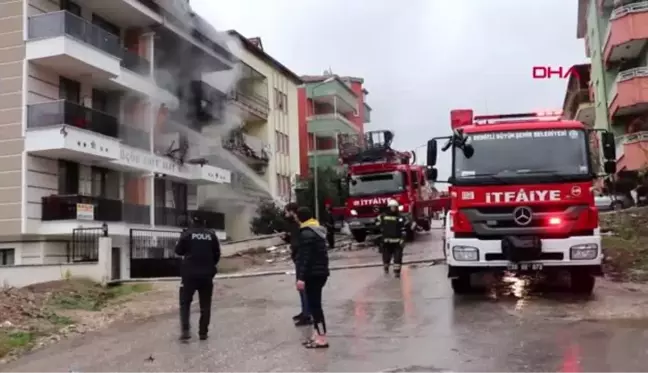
[596, 2, 612, 130]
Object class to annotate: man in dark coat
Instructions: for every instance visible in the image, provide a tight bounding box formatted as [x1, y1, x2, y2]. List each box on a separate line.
[283, 202, 311, 326]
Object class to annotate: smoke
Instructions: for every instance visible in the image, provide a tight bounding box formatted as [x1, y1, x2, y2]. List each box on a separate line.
[148, 0, 281, 224]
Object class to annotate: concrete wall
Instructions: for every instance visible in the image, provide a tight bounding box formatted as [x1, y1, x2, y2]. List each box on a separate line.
[0, 0, 26, 235]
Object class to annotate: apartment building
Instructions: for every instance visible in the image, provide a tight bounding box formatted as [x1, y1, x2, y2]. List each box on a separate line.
[297, 73, 371, 176]
[576, 0, 648, 171]
[0, 0, 236, 282]
[199, 31, 302, 240]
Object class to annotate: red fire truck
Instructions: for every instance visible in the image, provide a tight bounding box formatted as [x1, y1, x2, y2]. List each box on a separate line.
[339, 130, 438, 243]
[426, 110, 617, 295]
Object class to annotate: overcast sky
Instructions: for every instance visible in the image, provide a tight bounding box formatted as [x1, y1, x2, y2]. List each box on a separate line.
[191, 0, 588, 184]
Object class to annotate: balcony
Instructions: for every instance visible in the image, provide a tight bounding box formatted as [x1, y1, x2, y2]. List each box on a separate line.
[308, 80, 358, 114]
[308, 148, 341, 169]
[121, 48, 150, 76]
[307, 113, 358, 135]
[364, 103, 372, 123]
[41, 195, 122, 222]
[575, 102, 595, 126]
[119, 124, 150, 151]
[609, 67, 648, 117]
[223, 131, 270, 172]
[192, 80, 227, 123]
[604, 1, 648, 63]
[228, 89, 270, 122]
[191, 210, 226, 230]
[26, 11, 121, 80]
[25, 101, 121, 162]
[617, 131, 648, 170]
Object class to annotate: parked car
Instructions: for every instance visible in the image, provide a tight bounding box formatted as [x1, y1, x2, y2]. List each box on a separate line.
[595, 194, 634, 212]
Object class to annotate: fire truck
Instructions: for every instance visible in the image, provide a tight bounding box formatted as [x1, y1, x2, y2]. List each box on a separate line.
[426, 110, 617, 295]
[339, 130, 437, 243]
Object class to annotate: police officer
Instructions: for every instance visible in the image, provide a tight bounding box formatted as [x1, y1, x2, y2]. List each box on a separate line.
[175, 214, 221, 341]
[376, 199, 406, 278]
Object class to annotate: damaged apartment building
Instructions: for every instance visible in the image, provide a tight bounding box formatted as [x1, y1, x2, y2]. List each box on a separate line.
[0, 0, 300, 285]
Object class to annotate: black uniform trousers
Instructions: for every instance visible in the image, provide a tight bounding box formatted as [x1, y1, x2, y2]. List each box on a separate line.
[382, 242, 404, 271]
[326, 226, 335, 249]
[179, 276, 214, 335]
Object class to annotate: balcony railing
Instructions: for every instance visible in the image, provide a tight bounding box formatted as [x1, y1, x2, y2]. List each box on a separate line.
[609, 67, 648, 98]
[229, 89, 270, 118]
[192, 210, 225, 230]
[223, 131, 270, 163]
[41, 195, 123, 221]
[27, 11, 121, 58]
[123, 203, 151, 225]
[154, 207, 189, 227]
[119, 124, 150, 151]
[27, 100, 119, 138]
[611, 1, 648, 19]
[121, 48, 150, 76]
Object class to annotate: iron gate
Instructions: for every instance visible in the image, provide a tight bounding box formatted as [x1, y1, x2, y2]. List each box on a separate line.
[129, 229, 182, 278]
[71, 227, 106, 262]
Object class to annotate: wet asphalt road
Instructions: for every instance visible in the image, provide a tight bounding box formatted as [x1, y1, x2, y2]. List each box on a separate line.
[6, 228, 648, 372]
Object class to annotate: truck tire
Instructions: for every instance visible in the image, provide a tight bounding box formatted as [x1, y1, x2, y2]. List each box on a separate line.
[451, 276, 473, 294]
[570, 269, 596, 295]
[351, 230, 367, 243]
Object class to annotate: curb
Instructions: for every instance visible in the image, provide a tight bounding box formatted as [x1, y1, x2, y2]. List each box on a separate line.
[108, 258, 446, 284]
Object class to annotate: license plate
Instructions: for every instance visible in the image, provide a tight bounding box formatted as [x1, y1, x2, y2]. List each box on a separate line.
[507, 263, 543, 271]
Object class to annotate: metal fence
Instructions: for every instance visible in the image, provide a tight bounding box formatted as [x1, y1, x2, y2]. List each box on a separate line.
[129, 229, 182, 278]
[71, 227, 106, 262]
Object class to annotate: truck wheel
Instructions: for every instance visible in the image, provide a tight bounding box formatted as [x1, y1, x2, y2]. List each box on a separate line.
[451, 276, 473, 294]
[570, 270, 596, 295]
[351, 230, 367, 243]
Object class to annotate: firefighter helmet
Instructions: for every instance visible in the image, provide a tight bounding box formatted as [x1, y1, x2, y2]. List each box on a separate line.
[387, 199, 399, 207]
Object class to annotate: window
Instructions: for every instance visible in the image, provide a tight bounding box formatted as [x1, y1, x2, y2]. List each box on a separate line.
[60, 0, 81, 16]
[154, 178, 166, 208]
[276, 173, 282, 196]
[274, 89, 288, 112]
[59, 77, 80, 103]
[274, 88, 281, 109]
[92, 89, 109, 112]
[281, 93, 288, 113]
[0, 248, 14, 266]
[58, 160, 79, 194]
[92, 14, 120, 36]
[171, 182, 188, 211]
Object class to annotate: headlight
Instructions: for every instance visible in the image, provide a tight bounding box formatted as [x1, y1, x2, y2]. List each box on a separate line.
[570, 244, 598, 260]
[398, 205, 404, 211]
[350, 209, 358, 216]
[452, 245, 479, 261]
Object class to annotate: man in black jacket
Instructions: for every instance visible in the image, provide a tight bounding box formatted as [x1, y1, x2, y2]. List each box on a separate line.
[294, 207, 330, 348]
[283, 203, 311, 326]
[175, 214, 221, 341]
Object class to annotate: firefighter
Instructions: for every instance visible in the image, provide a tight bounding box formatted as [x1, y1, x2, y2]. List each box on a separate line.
[175, 214, 221, 342]
[376, 199, 406, 278]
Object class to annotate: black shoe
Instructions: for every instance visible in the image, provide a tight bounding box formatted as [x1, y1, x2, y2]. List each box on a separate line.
[294, 317, 313, 327]
[179, 331, 191, 341]
[292, 313, 303, 321]
[199, 333, 208, 341]
[394, 271, 401, 278]
[384, 266, 389, 274]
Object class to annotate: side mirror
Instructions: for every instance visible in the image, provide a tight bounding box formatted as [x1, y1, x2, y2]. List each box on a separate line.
[427, 139, 437, 166]
[426, 167, 438, 181]
[604, 160, 616, 174]
[601, 131, 616, 160]
[462, 144, 474, 158]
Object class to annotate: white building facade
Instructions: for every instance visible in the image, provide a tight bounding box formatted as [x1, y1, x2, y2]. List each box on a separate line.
[0, 0, 238, 284]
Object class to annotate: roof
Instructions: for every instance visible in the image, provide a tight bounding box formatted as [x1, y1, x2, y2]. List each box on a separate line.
[561, 63, 591, 113]
[300, 74, 358, 98]
[576, 0, 589, 38]
[226, 30, 302, 85]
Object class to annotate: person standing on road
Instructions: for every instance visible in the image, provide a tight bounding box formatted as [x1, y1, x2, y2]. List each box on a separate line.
[283, 202, 312, 326]
[324, 203, 336, 249]
[295, 207, 330, 349]
[175, 214, 221, 341]
[376, 199, 406, 278]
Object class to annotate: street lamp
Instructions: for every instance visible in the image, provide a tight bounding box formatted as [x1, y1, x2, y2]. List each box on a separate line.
[310, 76, 335, 221]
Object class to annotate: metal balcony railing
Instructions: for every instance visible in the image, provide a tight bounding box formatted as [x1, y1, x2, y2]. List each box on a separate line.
[229, 89, 270, 118]
[27, 11, 121, 58]
[223, 131, 270, 163]
[119, 124, 150, 151]
[41, 195, 123, 221]
[154, 206, 189, 227]
[27, 100, 119, 138]
[611, 1, 648, 19]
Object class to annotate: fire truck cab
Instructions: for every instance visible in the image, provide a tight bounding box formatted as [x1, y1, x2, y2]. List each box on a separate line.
[426, 109, 618, 295]
[340, 130, 434, 243]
